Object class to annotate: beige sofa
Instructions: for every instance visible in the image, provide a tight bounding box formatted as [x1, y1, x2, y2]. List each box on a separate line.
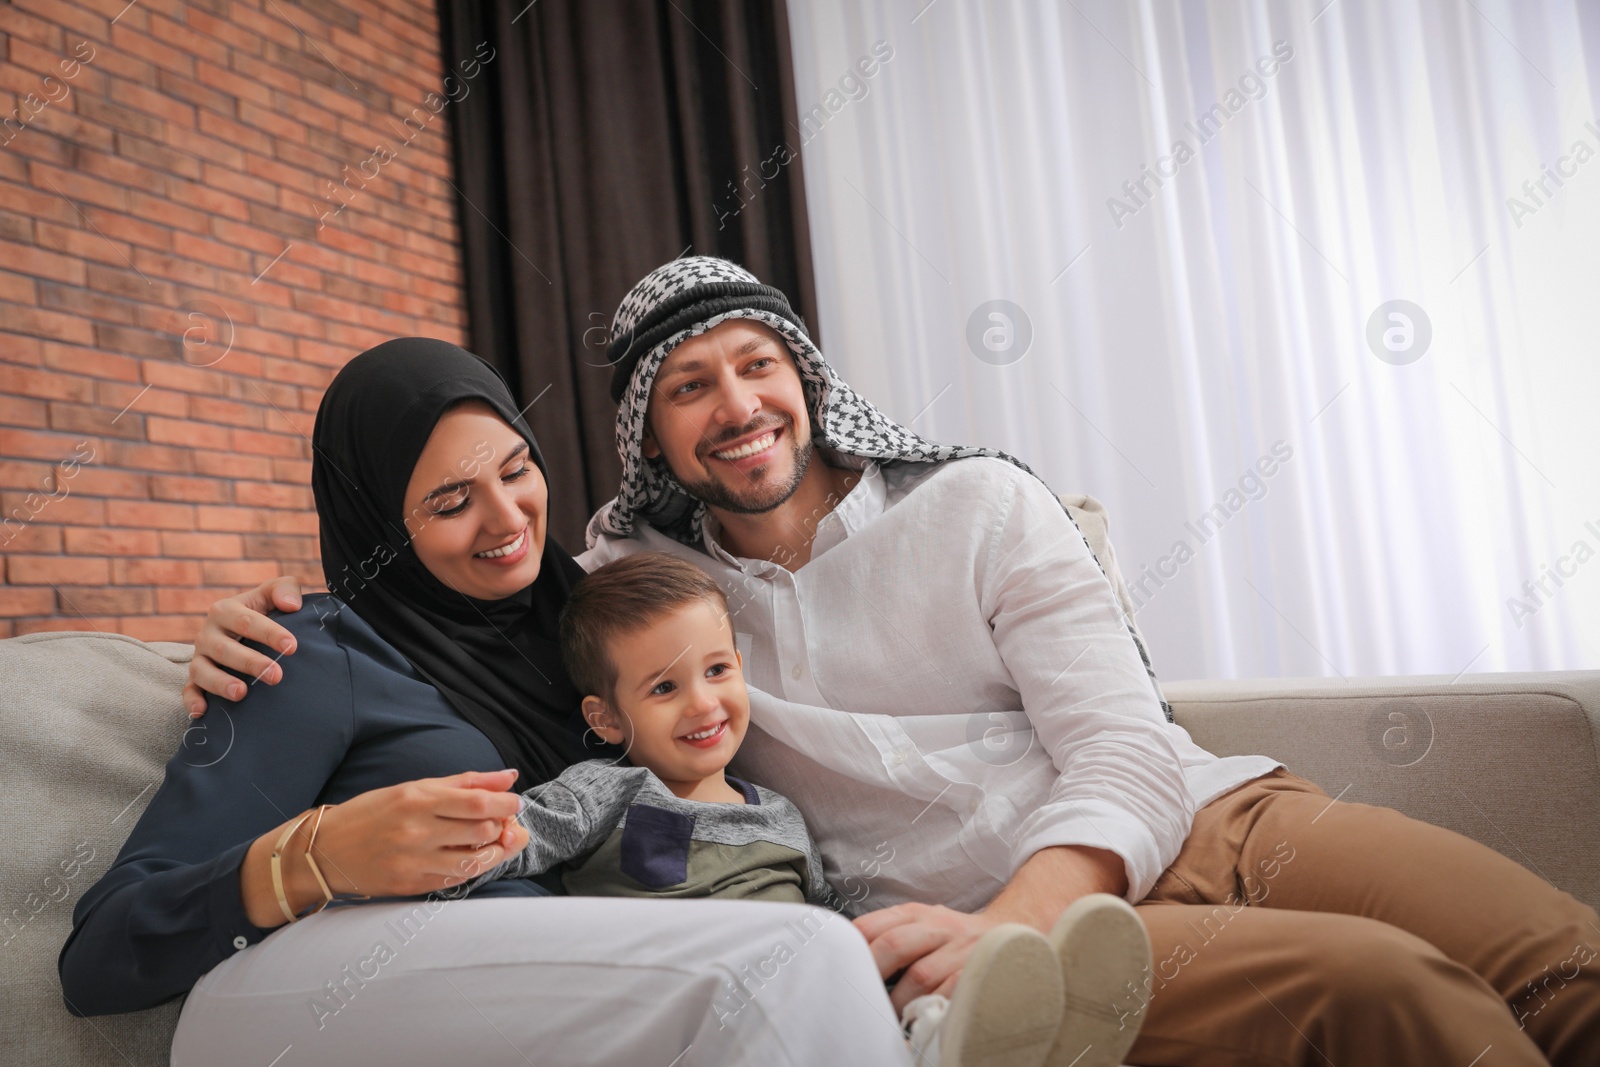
[4, 498, 1596, 1064]
[7, 636, 1598, 1066]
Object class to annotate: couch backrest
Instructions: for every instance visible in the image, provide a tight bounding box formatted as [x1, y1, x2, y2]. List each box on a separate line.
[1060, 492, 1146, 646]
[1169, 671, 1600, 911]
[1, 630, 192, 1065]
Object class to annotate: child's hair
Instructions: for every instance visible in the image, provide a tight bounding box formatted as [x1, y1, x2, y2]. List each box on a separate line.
[559, 552, 731, 703]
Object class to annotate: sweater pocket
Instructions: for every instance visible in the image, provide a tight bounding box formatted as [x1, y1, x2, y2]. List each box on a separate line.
[619, 804, 696, 889]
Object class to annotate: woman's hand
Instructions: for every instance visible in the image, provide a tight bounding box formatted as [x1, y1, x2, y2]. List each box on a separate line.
[312, 769, 533, 896]
[240, 769, 532, 928]
[184, 576, 306, 718]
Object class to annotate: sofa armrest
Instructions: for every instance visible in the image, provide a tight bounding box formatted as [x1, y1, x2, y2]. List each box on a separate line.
[1164, 671, 1600, 911]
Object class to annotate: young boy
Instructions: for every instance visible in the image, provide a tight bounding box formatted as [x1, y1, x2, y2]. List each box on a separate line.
[455, 552, 1072, 1067]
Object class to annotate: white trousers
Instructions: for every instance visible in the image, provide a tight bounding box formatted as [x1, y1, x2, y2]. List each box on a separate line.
[171, 897, 915, 1067]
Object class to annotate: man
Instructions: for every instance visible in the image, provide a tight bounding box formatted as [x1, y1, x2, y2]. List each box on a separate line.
[187, 258, 1599, 1066]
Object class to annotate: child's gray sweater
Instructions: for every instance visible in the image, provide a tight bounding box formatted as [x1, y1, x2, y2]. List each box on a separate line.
[455, 759, 844, 910]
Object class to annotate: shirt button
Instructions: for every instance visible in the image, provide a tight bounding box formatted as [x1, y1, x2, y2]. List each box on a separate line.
[892, 752, 906, 765]
[790, 665, 802, 680]
[232, 936, 248, 950]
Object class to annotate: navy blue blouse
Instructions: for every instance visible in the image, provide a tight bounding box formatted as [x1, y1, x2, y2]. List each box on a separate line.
[58, 593, 560, 1017]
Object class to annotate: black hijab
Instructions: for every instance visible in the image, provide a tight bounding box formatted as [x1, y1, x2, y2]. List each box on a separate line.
[310, 337, 603, 785]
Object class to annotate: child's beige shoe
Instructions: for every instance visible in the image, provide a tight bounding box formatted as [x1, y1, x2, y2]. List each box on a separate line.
[933, 922, 1065, 1067]
[1044, 893, 1151, 1067]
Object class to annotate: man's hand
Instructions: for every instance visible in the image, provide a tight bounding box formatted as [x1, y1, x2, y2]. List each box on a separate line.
[852, 903, 1001, 1015]
[184, 576, 306, 718]
[851, 845, 1128, 1014]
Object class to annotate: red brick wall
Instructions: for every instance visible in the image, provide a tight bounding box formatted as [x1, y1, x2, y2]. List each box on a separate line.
[0, 0, 472, 641]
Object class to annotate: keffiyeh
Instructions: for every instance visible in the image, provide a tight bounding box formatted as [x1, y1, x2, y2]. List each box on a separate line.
[587, 257, 1172, 722]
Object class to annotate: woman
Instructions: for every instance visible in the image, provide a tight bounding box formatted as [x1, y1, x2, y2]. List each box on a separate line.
[59, 338, 914, 1066]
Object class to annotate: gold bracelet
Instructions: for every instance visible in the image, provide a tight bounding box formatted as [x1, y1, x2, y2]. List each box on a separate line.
[270, 810, 318, 925]
[305, 803, 368, 905]
[301, 804, 335, 906]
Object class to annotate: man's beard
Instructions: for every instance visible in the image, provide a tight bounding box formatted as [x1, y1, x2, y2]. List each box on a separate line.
[679, 416, 814, 515]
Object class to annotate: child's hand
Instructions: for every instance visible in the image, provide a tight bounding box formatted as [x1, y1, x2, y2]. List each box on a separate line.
[498, 816, 529, 853]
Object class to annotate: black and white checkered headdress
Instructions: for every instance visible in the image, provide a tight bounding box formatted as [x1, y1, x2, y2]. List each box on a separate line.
[588, 256, 1172, 721]
[588, 256, 1036, 547]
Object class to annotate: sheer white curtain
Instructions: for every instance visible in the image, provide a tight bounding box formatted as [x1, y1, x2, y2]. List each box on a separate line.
[784, 0, 1600, 680]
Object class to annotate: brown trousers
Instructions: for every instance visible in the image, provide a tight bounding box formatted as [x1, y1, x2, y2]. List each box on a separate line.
[1118, 769, 1600, 1066]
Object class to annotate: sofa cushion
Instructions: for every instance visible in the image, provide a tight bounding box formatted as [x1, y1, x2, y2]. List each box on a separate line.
[1167, 671, 1600, 911]
[1060, 492, 1145, 645]
[1, 630, 192, 1066]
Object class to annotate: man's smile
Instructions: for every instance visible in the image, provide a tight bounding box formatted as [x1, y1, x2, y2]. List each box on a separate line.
[709, 426, 782, 466]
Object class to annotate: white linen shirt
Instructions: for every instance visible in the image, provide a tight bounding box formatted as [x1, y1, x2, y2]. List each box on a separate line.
[575, 453, 1282, 912]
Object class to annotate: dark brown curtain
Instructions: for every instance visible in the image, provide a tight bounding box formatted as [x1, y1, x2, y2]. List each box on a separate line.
[438, 0, 818, 551]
